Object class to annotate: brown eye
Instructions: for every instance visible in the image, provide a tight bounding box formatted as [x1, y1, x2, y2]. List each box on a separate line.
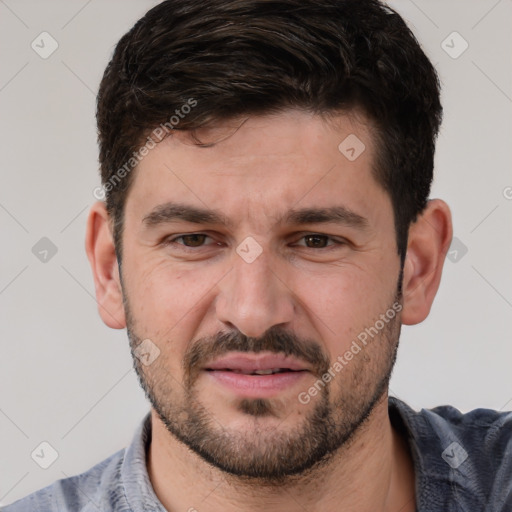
[303, 234, 330, 248]
[178, 234, 208, 247]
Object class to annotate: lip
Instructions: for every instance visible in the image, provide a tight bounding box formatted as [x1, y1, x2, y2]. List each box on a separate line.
[206, 370, 308, 398]
[203, 352, 310, 398]
[204, 352, 309, 373]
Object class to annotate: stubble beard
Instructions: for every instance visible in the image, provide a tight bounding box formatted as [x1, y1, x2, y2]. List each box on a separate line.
[125, 293, 402, 484]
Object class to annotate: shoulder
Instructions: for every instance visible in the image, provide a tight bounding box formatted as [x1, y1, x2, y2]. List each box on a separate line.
[425, 402, 512, 454]
[390, 397, 512, 511]
[415, 401, 512, 479]
[2, 448, 127, 512]
[391, 397, 512, 458]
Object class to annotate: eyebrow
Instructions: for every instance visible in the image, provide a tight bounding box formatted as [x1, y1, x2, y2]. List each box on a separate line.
[142, 203, 233, 228]
[142, 202, 369, 230]
[284, 206, 368, 229]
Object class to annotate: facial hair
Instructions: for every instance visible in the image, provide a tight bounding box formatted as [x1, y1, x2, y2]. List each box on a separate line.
[125, 291, 402, 484]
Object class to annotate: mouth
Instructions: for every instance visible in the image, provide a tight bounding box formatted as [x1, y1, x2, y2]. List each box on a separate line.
[204, 352, 310, 373]
[203, 352, 311, 398]
[206, 367, 305, 375]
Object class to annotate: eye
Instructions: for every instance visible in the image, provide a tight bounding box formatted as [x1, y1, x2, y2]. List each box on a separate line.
[295, 234, 339, 249]
[166, 233, 217, 248]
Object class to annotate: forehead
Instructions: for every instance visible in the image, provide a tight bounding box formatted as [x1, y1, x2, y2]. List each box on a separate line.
[124, 109, 391, 230]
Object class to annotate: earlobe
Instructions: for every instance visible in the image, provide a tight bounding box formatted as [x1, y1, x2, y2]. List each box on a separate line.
[401, 199, 453, 325]
[85, 202, 126, 329]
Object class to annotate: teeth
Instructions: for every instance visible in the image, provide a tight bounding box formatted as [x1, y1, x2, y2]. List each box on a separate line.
[254, 368, 284, 375]
[223, 368, 293, 375]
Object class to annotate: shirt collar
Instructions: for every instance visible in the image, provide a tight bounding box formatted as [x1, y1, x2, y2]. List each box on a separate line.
[120, 399, 480, 511]
[121, 412, 167, 512]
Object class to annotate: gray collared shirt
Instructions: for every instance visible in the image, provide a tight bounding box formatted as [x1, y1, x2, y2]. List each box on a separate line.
[3, 397, 512, 511]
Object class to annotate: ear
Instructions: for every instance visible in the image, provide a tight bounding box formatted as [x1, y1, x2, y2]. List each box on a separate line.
[85, 201, 126, 329]
[401, 199, 453, 325]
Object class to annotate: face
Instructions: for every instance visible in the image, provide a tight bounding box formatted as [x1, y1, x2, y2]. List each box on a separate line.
[120, 110, 403, 481]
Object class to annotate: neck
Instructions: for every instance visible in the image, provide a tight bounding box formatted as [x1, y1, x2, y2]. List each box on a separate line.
[147, 394, 415, 512]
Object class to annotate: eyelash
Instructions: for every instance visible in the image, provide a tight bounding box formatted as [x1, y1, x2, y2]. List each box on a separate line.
[163, 233, 346, 251]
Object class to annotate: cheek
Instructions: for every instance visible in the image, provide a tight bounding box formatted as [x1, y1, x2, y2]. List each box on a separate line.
[126, 259, 225, 337]
[294, 261, 398, 354]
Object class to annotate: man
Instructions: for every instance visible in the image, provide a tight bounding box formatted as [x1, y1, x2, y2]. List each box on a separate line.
[4, 0, 511, 511]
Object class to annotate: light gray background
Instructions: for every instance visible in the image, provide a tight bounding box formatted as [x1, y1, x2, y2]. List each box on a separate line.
[0, 0, 511, 506]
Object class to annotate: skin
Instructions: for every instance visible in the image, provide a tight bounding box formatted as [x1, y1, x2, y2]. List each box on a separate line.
[86, 109, 452, 512]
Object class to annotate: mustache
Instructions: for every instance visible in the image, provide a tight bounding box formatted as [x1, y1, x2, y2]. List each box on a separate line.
[183, 326, 331, 385]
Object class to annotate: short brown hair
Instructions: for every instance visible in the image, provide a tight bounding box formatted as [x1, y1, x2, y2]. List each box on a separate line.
[96, 0, 442, 264]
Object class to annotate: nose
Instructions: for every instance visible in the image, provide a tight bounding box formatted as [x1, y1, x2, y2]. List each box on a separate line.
[215, 247, 295, 338]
